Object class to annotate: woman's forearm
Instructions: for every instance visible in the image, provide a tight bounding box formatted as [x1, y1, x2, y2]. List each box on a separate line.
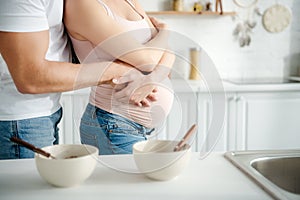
[120, 17, 171, 72]
[100, 27, 171, 73]
[148, 50, 175, 83]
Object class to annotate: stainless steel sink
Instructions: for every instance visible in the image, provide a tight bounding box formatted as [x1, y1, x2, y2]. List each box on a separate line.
[224, 150, 300, 200]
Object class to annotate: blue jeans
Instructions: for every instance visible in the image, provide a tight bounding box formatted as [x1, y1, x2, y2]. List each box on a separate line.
[80, 103, 154, 155]
[0, 108, 62, 159]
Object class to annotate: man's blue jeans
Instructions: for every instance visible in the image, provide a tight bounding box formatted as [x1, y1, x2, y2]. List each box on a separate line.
[0, 108, 62, 159]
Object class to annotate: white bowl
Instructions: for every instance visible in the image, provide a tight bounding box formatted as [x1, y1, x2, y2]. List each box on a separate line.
[133, 140, 191, 181]
[35, 144, 99, 187]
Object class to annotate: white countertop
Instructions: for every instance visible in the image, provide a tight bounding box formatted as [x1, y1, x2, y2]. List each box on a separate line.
[174, 79, 300, 93]
[0, 153, 273, 200]
[221, 81, 300, 93]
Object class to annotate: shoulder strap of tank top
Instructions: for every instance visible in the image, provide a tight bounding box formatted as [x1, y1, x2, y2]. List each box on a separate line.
[96, 0, 114, 17]
[124, 0, 144, 19]
[124, 0, 135, 8]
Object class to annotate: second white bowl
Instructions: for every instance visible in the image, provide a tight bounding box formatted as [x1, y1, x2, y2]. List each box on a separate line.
[133, 140, 191, 181]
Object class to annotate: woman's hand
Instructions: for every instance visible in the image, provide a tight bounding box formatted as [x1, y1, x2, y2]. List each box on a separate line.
[128, 82, 158, 107]
[150, 17, 167, 30]
[112, 69, 158, 107]
[146, 17, 170, 53]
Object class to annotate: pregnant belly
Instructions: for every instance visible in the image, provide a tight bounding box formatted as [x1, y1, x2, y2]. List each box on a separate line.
[90, 78, 174, 128]
[111, 79, 174, 128]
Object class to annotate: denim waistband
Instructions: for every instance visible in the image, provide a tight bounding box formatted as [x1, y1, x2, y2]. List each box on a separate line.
[85, 103, 154, 135]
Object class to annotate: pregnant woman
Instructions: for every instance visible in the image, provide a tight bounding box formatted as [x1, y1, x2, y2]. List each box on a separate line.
[64, 0, 175, 154]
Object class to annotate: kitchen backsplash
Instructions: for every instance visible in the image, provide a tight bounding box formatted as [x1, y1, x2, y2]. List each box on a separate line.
[139, 0, 300, 80]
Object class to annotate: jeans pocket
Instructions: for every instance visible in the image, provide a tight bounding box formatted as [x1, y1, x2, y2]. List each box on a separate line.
[107, 119, 142, 136]
[80, 128, 99, 148]
[104, 120, 146, 154]
[95, 108, 147, 153]
[80, 110, 103, 147]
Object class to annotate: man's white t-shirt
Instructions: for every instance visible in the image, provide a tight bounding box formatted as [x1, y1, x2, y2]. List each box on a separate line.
[0, 0, 71, 120]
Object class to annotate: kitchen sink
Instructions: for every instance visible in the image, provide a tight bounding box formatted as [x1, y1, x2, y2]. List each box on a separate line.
[224, 150, 300, 200]
[252, 157, 300, 195]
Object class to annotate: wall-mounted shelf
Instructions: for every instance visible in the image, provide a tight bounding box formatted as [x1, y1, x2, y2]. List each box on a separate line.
[146, 11, 236, 16]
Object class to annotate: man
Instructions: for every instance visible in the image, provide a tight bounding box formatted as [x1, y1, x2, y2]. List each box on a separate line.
[0, 0, 157, 159]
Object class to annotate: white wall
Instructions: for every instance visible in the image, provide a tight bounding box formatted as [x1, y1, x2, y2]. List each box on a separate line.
[139, 0, 300, 80]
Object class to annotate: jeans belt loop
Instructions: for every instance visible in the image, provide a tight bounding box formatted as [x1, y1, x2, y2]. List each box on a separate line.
[91, 106, 97, 119]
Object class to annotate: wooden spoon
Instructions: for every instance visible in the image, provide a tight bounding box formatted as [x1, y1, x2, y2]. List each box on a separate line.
[10, 137, 56, 159]
[173, 124, 198, 152]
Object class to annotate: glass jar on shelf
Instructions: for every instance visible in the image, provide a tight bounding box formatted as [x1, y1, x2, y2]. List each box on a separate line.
[189, 47, 201, 80]
[172, 0, 184, 11]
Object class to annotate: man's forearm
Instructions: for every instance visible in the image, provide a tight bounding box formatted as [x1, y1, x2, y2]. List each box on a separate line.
[4, 58, 134, 94]
[44, 61, 136, 93]
[0, 30, 136, 94]
[74, 61, 135, 90]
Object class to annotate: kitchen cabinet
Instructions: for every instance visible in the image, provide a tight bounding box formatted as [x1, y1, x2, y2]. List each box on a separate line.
[229, 91, 300, 151]
[171, 88, 300, 152]
[199, 90, 300, 152]
[59, 89, 90, 144]
[59, 94, 72, 144]
[58, 82, 300, 152]
[162, 91, 198, 151]
[197, 92, 236, 153]
[156, 90, 229, 153]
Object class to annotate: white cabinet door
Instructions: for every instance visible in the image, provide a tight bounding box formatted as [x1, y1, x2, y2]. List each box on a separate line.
[164, 91, 230, 153]
[235, 92, 300, 150]
[59, 90, 90, 144]
[197, 92, 235, 153]
[162, 92, 198, 150]
[58, 94, 71, 144]
[70, 93, 90, 144]
[59, 88, 300, 151]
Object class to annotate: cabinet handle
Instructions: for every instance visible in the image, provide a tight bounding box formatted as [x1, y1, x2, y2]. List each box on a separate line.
[236, 96, 245, 102]
[228, 96, 236, 101]
[236, 95, 248, 150]
[228, 96, 246, 102]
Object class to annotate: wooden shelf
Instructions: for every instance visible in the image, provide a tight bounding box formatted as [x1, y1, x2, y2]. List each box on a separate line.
[146, 11, 236, 16]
